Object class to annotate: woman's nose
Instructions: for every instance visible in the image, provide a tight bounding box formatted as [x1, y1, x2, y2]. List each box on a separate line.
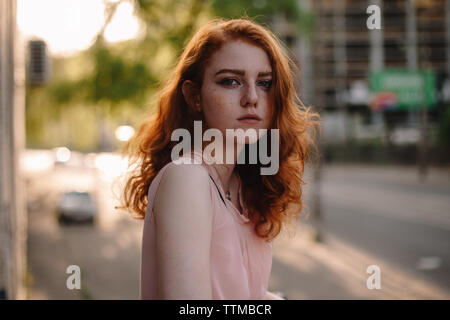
[241, 84, 258, 107]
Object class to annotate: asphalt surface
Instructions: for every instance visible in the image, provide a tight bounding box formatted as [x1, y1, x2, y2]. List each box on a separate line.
[24, 154, 450, 299]
[316, 164, 450, 292]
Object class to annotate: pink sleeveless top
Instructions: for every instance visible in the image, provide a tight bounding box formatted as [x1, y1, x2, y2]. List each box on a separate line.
[140, 151, 272, 299]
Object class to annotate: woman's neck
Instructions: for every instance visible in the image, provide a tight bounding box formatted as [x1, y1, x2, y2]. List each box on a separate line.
[201, 140, 244, 192]
[210, 162, 235, 192]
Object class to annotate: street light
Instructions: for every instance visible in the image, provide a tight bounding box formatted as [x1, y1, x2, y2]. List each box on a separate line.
[114, 125, 135, 142]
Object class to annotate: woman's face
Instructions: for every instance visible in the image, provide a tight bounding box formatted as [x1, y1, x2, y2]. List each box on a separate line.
[199, 40, 274, 143]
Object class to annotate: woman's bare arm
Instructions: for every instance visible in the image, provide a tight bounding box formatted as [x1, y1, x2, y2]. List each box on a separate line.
[153, 163, 214, 299]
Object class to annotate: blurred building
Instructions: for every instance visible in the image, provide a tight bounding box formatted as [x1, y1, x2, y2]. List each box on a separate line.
[284, 0, 449, 164]
[0, 0, 27, 299]
[314, 0, 446, 140]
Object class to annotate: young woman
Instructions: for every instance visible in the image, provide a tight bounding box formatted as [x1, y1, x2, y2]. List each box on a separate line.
[122, 18, 320, 300]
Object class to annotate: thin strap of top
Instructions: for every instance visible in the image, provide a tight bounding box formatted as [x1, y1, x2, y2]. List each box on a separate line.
[209, 174, 227, 207]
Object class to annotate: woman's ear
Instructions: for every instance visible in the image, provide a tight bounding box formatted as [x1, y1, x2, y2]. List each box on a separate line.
[182, 80, 201, 113]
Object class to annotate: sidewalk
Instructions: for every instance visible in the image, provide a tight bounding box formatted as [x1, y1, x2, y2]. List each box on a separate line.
[270, 223, 450, 300]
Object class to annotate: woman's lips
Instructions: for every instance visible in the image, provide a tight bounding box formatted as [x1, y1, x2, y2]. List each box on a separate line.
[238, 118, 261, 124]
[238, 114, 261, 123]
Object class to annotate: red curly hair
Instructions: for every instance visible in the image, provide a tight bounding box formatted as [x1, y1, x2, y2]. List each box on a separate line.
[121, 18, 320, 241]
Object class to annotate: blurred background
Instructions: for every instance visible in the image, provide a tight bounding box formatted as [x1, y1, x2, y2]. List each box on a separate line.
[1, 0, 449, 300]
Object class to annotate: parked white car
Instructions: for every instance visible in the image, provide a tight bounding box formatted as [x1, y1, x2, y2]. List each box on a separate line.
[57, 191, 97, 224]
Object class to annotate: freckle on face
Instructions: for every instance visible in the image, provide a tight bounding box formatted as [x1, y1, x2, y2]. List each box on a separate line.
[199, 40, 274, 135]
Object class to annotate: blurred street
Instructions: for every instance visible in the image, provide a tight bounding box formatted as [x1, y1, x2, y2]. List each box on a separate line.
[3, 0, 450, 301]
[25, 153, 141, 299]
[271, 164, 450, 299]
[24, 151, 450, 299]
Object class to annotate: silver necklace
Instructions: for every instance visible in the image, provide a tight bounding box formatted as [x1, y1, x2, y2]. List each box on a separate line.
[225, 190, 231, 201]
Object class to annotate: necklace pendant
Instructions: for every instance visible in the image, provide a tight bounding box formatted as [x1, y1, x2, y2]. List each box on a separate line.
[225, 191, 231, 201]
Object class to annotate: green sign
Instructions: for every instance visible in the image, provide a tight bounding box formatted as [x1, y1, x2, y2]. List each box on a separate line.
[369, 69, 436, 111]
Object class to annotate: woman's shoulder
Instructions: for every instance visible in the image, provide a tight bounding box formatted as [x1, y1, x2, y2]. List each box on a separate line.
[150, 160, 214, 231]
[159, 160, 211, 189]
[153, 151, 212, 189]
[148, 158, 212, 212]
[149, 153, 209, 190]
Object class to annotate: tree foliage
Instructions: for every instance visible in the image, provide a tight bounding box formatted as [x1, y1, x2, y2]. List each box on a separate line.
[88, 44, 153, 108]
[27, 0, 314, 150]
[210, 0, 315, 36]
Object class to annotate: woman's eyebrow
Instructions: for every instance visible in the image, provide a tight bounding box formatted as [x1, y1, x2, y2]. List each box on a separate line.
[257, 71, 273, 77]
[215, 69, 272, 77]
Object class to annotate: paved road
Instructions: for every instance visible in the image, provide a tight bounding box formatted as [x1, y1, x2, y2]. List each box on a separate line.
[298, 164, 450, 295]
[26, 165, 142, 299]
[25, 153, 450, 299]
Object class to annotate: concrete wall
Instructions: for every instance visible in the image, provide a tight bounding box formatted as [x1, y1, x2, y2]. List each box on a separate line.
[0, 0, 27, 300]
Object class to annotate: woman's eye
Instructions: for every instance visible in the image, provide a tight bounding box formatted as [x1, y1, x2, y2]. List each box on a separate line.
[258, 80, 272, 89]
[219, 78, 239, 86]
